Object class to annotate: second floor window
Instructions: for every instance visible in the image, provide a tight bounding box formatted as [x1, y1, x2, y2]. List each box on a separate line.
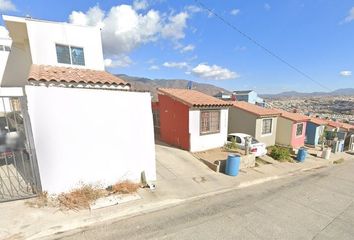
[56, 44, 85, 66]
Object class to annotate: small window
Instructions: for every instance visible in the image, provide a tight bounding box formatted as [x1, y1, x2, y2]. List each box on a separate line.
[296, 123, 304, 136]
[262, 118, 272, 135]
[235, 136, 242, 144]
[56, 44, 71, 64]
[4, 46, 11, 52]
[56, 44, 85, 66]
[200, 110, 220, 135]
[71, 47, 85, 65]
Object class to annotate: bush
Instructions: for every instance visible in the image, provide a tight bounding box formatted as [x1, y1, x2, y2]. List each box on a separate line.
[225, 137, 238, 150]
[111, 180, 140, 194]
[57, 184, 105, 210]
[269, 146, 291, 162]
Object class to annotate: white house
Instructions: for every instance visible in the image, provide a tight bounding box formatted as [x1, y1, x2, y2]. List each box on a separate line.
[0, 16, 156, 195]
[0, 33, 11, 82]
[1, 15, 129, 90]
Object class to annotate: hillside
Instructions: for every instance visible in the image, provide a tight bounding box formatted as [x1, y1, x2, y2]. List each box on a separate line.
[261, 88, 354, 99]
[116, 74, 230, 100]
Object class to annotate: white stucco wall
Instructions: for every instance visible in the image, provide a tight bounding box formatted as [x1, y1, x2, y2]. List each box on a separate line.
[26, 20, 104, 70]
[189, 108, 228, 152]
[0, 38, 11, 82]
[25, 86, 156, 194]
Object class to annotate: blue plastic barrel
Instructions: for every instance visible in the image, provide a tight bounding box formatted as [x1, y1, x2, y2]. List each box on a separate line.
[225, 154, 240, 176]
[296, 148, 307, 162]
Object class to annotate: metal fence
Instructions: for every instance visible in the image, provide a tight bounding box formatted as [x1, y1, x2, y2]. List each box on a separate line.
[0, 96, 41, 202]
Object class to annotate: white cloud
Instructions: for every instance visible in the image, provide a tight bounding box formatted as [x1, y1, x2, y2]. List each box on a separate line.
[230, 9, 240, 16]
[0, 26, 9, 39]
[69, 5, 189, 56]
[0, 0, 16, 11]
[180, 44, 195, 53]
[133, 0, 148, 11]
[104, 55, 133, 68]
[264, 3, 271, 11]
[343, 7, 354, 23]
[340, 70, 352, 77]
[149, 65, 159, 70]
[191, 63, 239, 80]
[163, 61, 189, 69]
[185, 5, 203, 13]
[161, 12, 189, 40]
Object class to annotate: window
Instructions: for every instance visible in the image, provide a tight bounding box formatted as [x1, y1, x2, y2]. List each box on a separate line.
[235, 136, 242, 144]
[200, 110, 220, 135]
[296, 123, 304, 136]
[56, 44, 85, 66]
[262, 118, 272, 135]
[0, 45, 10, 52]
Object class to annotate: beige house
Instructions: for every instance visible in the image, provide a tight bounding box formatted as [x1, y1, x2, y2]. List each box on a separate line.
[228, 101, 281, 146]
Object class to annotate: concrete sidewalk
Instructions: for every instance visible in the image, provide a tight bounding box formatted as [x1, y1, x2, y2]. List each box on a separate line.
[1, 145, 352, 240]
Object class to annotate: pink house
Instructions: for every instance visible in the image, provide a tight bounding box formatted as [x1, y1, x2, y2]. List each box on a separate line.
[275, 110, 310, 149]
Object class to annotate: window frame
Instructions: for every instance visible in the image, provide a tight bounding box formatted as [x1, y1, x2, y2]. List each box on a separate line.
[199, 110, 221, 135]
[295, 123, 304, 137]
[261, 118, 273, 136]
[55, 43, 85, 66]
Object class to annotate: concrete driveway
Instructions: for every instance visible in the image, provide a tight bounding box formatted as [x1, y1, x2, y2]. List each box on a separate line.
[154, 142, 223, 199]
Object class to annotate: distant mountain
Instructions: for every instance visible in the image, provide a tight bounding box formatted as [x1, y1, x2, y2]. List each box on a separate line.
[116, 74, 230, 100]
[261, 88, 354, 99]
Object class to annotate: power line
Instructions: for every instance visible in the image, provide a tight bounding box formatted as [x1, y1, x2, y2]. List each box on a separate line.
[194, 0, 331, 91]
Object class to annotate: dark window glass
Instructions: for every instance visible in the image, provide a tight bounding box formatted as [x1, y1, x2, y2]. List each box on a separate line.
[71, 47, 85, 66]
[56, 44, 71, 64]
[296, 123, 304, 136]
[262, 118, 272, 135]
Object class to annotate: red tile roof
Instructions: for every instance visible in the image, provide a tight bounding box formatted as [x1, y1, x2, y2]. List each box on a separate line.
[309, 117, 328, 126]
[276, 109, 310, 123]
[28, 65, 130, 86]
[326, 120, 354, 131]
[231, 101, 281, 117]
[158, 88, 232, 108]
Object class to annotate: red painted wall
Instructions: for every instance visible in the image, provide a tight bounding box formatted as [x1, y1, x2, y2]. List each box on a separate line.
[158, 94, 190, 150]
[291, 121, 307, 148]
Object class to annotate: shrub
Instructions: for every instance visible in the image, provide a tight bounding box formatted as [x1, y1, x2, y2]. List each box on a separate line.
[57, 184, 105, 210]
[269, 146, 291, 162]
[225, 137, 238, 150]
[111, 180, 140, 194]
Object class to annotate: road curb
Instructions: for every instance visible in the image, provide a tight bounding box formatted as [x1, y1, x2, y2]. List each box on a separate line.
[36, 162, 332, 240]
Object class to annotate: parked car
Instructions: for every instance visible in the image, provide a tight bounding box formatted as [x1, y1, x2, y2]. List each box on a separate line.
[227, 133, 267, 157]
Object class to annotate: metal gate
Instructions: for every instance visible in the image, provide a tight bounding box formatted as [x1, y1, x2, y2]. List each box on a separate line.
[0, 96, 41, 202]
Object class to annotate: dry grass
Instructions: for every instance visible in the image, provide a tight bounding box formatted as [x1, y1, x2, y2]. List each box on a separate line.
[333, 158, 345, 164]
[111, 180, 140, 194]
[57, 184, 106, 210]
[26, 181, 141, 210]
[25, 191, 50, 208]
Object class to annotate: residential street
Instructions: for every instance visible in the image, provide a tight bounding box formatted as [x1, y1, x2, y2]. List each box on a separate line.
[56, 158, 354, 240]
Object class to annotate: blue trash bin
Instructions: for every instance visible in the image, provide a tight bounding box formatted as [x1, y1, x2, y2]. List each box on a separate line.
[296, 148, 307, 162]
[225, 154, 240, 176]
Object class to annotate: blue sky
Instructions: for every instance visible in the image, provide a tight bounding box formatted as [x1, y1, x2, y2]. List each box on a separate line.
[0, 0, 353, 93]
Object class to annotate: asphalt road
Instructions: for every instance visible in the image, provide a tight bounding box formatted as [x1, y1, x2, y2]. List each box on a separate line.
[57, 158, 354, 240]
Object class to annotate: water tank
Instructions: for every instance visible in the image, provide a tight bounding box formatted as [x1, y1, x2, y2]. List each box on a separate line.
[296, 147, 307, 162]
[225, 154, 240, 176]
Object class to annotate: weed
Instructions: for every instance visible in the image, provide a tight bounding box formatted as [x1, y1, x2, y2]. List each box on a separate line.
[57, 184, 105, 210]
[110, 180, 139, 194]
[333, 158, 344, 164]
